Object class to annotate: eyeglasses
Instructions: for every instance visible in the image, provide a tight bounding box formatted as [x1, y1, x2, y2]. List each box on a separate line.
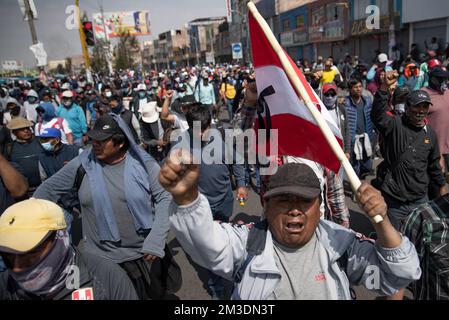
[323, 92, 336, 97]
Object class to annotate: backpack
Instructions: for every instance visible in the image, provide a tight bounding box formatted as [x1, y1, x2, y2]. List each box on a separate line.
[403, 196, 449, 300]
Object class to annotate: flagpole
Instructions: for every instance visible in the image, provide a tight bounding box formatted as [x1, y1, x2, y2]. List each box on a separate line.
[247, 2, 383, 223]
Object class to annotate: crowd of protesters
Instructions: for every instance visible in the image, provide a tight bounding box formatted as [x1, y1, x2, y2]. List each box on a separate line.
[0, 40, 449, 300]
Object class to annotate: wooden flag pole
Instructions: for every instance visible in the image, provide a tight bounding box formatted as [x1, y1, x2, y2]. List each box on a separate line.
[247, 2, 383, 223]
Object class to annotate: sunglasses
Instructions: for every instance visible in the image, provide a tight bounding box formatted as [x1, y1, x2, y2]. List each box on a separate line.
[323, 92, 336, 97]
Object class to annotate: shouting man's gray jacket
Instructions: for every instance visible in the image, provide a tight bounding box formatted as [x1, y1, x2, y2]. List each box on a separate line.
[170, 193, 422, 300]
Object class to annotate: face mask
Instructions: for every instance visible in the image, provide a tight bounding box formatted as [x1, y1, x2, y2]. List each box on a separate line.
[323, 95, 338, 108]
[111, 103, 123, 114]
[9, 230, 74, 296]
[41, 142, 55, 152]
[27, 97, 37, 104]
[63, 100, 72, 108]
[105, 91, 112, 98]
[394, 103, 406, 115]
[139, 92, 146, 99]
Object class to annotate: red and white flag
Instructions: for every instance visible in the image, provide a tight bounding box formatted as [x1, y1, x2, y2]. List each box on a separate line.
[249, 11, 343, 173]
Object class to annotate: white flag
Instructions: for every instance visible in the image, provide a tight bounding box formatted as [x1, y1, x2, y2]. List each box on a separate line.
[29, 42, 48, 67]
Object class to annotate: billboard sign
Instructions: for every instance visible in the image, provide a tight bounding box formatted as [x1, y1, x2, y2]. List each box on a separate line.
[93, 11, 151, 39]
[2, 60, 24, 71]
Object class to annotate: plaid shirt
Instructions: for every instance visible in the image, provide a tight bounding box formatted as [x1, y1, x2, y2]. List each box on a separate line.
[403, 194, 449, 300]
[326, 170, 350, 227]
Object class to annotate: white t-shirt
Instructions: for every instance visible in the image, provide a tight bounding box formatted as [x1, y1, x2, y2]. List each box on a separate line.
[173, 113, 189, 132]
[35, 117, 73, 144]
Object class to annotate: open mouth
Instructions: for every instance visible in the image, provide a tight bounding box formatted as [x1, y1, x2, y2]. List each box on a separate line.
[285, 221, 305, 233]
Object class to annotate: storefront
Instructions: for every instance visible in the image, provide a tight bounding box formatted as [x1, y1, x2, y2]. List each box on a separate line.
[350, 14, 403, 63]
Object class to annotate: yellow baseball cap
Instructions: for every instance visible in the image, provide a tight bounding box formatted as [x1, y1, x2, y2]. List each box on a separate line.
[0, 199, 67, 254]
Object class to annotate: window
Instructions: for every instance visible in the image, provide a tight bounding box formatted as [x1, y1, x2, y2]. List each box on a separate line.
[326, 3, 345, 21]
[283, 19, 291, 31]
[296, 15, 304, 29]
[354, 0, 371, 20]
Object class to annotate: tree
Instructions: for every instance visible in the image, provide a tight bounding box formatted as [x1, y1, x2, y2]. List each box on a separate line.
[65, 57, 72, 74]
[56, 64, 65, 74]
[92, 39, 109, 74]
[114, 30, 140, 70]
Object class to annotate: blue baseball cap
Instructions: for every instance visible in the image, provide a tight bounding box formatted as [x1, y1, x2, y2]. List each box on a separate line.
[38, 128, 61, 139]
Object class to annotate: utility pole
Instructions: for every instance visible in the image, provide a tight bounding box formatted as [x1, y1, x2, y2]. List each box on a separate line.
[75, 0, 93, 82]
[99, 2, 113, 75]
[388, 0, 396, 60]
[24, 0, 38, 45]
[23, 0, 44, 73]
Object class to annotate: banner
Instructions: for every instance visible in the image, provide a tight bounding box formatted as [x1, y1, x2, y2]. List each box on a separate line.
[93, 11, 151, 39]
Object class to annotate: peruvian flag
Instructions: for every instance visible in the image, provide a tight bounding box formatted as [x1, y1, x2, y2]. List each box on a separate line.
[249, 11, 344, 173]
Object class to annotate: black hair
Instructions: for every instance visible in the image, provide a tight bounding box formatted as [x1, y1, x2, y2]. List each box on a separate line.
[186, 104, 211, 133]
[111, 133, 129, 152]
[348, 78, 362, 89]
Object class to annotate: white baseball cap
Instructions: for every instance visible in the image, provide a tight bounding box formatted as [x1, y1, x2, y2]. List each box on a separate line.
[61, 83, 71, 90]
[378, 53, 389, 64]
[62, 90, 74, 98]
[137, 84, 147, 91]
[140, 101, 159, 123]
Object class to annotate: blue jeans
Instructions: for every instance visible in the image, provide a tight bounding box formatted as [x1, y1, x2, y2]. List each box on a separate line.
[208, 271, 225, 300]
[245, 164, 261, 194]
[226, 99, 234, 121]
[383, 193, 429, 231]
[350, 151, 373, 179]
[210, 193, 234, 223]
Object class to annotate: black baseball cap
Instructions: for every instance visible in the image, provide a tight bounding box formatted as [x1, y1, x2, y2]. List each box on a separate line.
[393, 86, 410, 102]
[407, 90, 433, 107]
[87, 114, 124, 141]
[263, 163, 321, 200]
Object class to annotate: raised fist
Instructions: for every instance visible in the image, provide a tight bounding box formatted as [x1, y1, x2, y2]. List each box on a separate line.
[159, 149, 200, 205]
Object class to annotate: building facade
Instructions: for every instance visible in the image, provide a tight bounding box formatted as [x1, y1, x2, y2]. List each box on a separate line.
[402, 0, 449, 55]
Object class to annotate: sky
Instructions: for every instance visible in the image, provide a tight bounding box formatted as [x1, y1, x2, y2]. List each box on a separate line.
[0, 0, 227, 68]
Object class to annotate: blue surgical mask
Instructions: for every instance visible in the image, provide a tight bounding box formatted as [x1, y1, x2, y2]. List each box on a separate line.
[27, 97, 37, 104]
[139, 92, 146, 99]
[41, 142, 55, 152]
